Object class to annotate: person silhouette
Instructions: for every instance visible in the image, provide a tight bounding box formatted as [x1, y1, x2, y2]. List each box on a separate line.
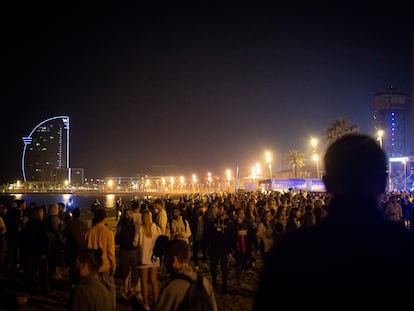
[254, 133, 414, 310]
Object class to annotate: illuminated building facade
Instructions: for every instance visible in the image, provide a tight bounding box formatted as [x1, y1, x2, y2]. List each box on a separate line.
[22, 116, 70, 183]
[373, 86, 411, 158]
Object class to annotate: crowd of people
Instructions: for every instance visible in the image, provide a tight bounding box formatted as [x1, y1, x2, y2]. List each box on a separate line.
[1, 134, 414, 310]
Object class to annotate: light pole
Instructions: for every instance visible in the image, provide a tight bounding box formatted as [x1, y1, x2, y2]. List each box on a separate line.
[226, 169, 231, 193]
[192, 174, 197, 193]
[171, 176, 175, 192]
[403, 160, 407, 190]
[265, 151, 272, 179]
[107, 179, 113, 191]
[377, 129, 384, 148]
[313, 154, 320, 178]
[310, 137, 319, 178]
[252, 167, 256, 190]
[310, 138, 318, 152]
[255, 163, 261, 176]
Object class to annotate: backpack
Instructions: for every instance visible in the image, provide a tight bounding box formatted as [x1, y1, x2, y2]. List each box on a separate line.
[173, 272, 215, 311]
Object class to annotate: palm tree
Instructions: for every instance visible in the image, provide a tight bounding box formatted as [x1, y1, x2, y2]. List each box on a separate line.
[285, 150, 306, 178]
[325, 117, 359, 144]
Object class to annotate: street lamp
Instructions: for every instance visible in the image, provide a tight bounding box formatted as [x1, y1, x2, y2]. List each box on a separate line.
[192, 174, 197, 192]
[312, 154, 320, 178]
[377, 129, 384, 148]
[403, 159, 407, 190]
[107, 179, 113, 190]
[265, 151, 272, 179]
[310, 138, 318, 152]
[252, 166, 257, 189]
[179, 176, 184, 192]
[226, 169, 231, 192]
[170, 176, 175, 192]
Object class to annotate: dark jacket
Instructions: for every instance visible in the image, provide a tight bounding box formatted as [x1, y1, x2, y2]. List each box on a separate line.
[254, 196, 414, 310]
[115, 218, 137, 250]
[205, 216, 235, 255]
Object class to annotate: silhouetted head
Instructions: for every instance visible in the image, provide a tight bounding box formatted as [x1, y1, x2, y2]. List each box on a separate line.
[76, 248, 103, 275]
[92, 208, 106, 225]
[72, 207, 81, 219]
[163, 239, 191, 274]
[323, 134, 387, 199]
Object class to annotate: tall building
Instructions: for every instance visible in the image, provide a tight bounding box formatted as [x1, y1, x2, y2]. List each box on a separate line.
[22, 116, 70, 183]
[412, 30, 414, 156]
[373, 86, 411, 158]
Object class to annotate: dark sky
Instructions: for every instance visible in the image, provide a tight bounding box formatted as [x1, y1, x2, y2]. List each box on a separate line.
[2, 3, 413, 183]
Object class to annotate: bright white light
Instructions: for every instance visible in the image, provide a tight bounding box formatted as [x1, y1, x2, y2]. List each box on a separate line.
[226, 169, 231, 181]
[389, 157, 409, 162]
[265, 151, 272, 163]
[310, 138, 318, 149]
[256, 163, 261, 175]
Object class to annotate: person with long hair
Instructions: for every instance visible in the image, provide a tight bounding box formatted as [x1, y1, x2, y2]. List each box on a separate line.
[137, 210, 161, 310]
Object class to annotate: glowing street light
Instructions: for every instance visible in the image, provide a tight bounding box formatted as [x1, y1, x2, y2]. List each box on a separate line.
[310, 138, 320, 178]
[207, 172, 212, 190]
[226, 169, 231, 192]
[170, 176, 175, 191]
[310, 137, 318, 151]
[255, 163, 261, 176]
[107, 179, 113, 190]
[179, 176, 184, 192]
[403, 159, 407, 190]
[265, 151, 272, 179]
[312, 154, 320, 178]
[252, 166, 257, 189]
[192, 174, 197, 192]
[377, 129, 384, 148]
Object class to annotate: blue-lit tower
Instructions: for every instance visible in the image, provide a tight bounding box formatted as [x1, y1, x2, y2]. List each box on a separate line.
[373, 87, 410, 158]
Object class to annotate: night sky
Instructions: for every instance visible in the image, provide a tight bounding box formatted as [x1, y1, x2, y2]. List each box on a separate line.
[2, 3, 413, 183]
